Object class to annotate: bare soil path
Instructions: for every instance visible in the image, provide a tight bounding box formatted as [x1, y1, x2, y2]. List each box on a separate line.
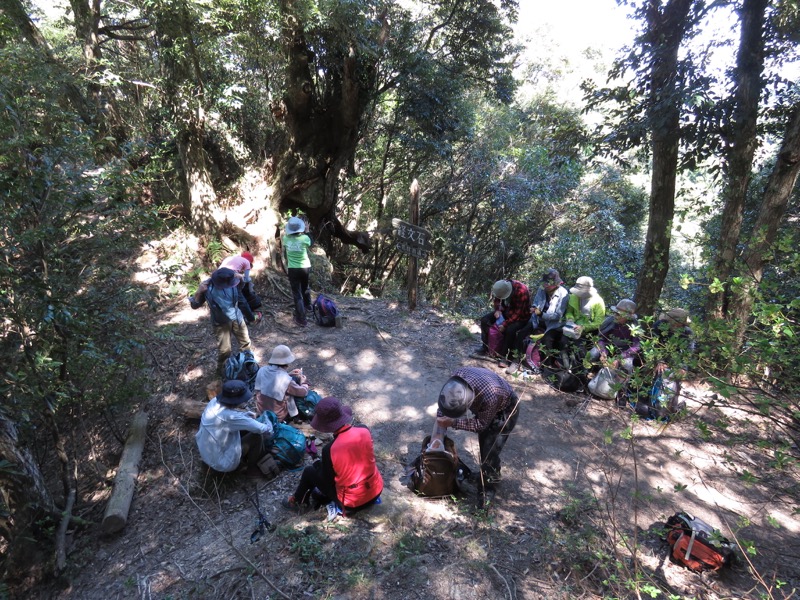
[31, 289, 800, 600]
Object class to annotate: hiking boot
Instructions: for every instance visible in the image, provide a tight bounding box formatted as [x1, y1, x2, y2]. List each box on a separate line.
[293, 316, 307, 327]
[472, 345, 488, 356]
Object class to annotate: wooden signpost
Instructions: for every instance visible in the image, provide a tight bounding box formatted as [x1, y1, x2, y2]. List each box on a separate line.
[392, 180, 433, 311]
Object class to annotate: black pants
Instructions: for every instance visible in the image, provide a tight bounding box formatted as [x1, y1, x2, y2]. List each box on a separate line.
[288, 267, 311, 324]
[240, 431, 272, 468]
[478, 394, 520, 489]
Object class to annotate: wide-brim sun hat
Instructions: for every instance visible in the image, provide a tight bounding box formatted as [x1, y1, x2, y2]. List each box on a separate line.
[219, 379, 252, 405]
[269, 344, 296, 365]
[311, 397, 353, 433]
[210, 267, 238, 289]
[491, 279, 513, 300]
[659, 307, 691, 326]
[285, 216, 305, 234]
[611, 298, 637, 316]
[437, 376, 475, 418]
[570, 276, 596, 298]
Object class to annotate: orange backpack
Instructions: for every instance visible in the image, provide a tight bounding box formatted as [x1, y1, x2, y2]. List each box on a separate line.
[665, 512, 736, 572]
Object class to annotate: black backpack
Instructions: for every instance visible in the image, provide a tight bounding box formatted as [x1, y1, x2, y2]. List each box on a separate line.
[312, 294, 339, 327]
[407, 436, 460, 498]
[541, 365, 585, 393]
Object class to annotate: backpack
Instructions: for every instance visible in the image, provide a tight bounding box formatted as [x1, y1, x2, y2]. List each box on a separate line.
[223, 350, 259, 392]
[665, 512, 736, 572]
[207, 284, 239, 325]
[261, 411, 307, 469]
[541, 365, 585, 394]
[407, 435, 460, 498]
[312, 294, 339, 327]
[295, 390, 322, 421]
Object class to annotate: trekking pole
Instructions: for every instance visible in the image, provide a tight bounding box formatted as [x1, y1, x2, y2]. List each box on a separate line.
[249, 491, 275, 543]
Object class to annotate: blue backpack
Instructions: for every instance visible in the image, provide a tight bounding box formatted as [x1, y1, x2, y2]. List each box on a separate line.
[312, 294, 339, 327]
[223, 350, 259, 392]
[260, 411, 307, 469]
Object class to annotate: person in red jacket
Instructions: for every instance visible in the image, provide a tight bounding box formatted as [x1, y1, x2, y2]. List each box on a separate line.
[476, 279, 532, 361]
[282, 397, 383, 517]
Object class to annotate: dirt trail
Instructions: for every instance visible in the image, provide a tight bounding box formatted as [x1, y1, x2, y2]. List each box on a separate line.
[36, 291, 800, 600]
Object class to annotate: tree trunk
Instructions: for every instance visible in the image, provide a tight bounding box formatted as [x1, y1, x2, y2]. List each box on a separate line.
[729, 104, 800, 338]
[0, 0, 93, 125]
[707, 0, 767, 318]
[273, 4, 389, 252]
[0, 410, 57, 578]
[634, 0, 695, 318]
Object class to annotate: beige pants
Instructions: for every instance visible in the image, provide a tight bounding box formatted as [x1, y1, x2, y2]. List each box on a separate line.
[214, 320, 251, 375]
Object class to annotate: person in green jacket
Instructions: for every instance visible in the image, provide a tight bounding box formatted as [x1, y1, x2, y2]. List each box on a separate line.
[559, 276, 606, 370]
[282, 216, 313, 327]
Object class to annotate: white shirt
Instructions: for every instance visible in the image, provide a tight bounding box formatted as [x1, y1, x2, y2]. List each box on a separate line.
[196, 398, 272, 472]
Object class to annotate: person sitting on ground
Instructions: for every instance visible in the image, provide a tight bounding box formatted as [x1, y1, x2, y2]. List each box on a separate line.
[558, 276, 606, 369]
[650, 307, 696, 409]
[435, 366, 521, 508]
[196, 380, 274, 478]
[513, 268, 569, 367]
[220, 251, 262, 318]
[189, 267, 256, 376]
[586, 298, 641, 376]
[282, 216, 313, 328]
[476, 278, 531, 359]
[254, 344, 310, 423]
[282, 396, 383, 516]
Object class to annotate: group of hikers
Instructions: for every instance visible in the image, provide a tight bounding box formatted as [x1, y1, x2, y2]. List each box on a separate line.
[187, 221, 697, 515]
[477, 268, 696, 411]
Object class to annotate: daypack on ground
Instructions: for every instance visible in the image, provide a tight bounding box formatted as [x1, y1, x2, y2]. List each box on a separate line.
[259, 411, 307, 469]
[635, 374, 686, 420]
[665, 512, 736, 572]
[312, 294, 339, 327]
[295, 390, 322, 421]
[407, 435, 460, 498]
[487, 323, 504, 357]
[223, 350, 259, 392]
[588, 367, 625, 400]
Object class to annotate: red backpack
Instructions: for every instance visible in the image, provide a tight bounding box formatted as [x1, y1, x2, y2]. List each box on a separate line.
[665, 512, 736, 572]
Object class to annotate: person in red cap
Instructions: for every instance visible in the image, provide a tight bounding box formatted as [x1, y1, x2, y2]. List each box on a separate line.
[282, 397, 383, 517]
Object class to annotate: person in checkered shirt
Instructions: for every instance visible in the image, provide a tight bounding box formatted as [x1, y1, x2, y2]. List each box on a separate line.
[435, 366, 520, 507]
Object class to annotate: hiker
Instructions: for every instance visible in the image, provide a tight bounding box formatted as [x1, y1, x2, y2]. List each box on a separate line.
[282, 216, 313, 327]
[282, 397, 384, 516]
[220, 251, 262, 317]
[254, 344, 310, 423]
[650, 307, 696, 408]
[196, 380, 274, 478]
[558, 276, 606, 369]
[513, 268, 569, 369]
[476, 278, 531, 359]
[587, 298, 641, 376]
[435, 366, 520, 507]
[190, 267, 256, 376]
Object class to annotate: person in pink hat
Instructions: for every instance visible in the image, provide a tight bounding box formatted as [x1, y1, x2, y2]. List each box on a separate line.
[282, 397, 383, 516]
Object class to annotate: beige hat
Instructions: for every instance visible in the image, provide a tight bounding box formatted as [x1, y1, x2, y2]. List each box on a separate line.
[438, 376, 475, 418]
[492, 280, 513, 300]
[569, 276, 596, 298]
[611, 298, 637, 317]
[268, 345, 296, 365]
[659, 308, 691, 326]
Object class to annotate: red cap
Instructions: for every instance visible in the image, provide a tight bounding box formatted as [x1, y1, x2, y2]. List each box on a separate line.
[241, 251, 255, 266]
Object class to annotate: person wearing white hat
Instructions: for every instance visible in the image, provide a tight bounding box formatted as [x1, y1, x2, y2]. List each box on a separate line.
[282, 216, 313, 327]
[558, 276, 606, 367]
[253, 344, 310, 422]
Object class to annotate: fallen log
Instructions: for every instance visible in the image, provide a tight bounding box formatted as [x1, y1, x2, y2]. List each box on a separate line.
[102, 411, 148, 535]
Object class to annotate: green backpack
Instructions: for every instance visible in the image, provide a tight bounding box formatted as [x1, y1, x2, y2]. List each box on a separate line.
[259, 411, 306, 469]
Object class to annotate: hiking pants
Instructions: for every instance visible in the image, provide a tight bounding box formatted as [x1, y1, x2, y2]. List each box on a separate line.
[478, 394, 520, 488]
[214, 320, 251, 375]
[288, 267, 311, 324]
[240, 430, 272, 468]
